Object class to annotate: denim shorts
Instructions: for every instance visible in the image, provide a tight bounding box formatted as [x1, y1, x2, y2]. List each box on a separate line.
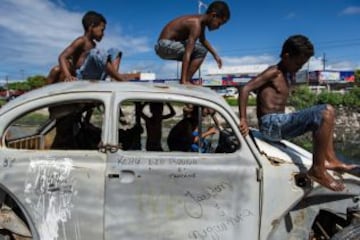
[77, 48, 122, 80]
[259, 104, 328, 141]
[154, 39, 207, 61]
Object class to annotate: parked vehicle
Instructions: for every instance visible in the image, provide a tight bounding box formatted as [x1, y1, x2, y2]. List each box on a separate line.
[0, 81, 359, 240]
[214, 87, 238, 98]
[0, 89, 25, 101]
[214, 87, 228, 97]
[224, 87, 238, 98]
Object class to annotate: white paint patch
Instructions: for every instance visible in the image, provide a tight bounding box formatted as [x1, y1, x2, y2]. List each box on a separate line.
[24, 157, 75, 240]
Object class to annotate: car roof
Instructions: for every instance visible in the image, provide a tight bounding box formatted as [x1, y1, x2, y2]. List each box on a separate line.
[0, 81, 229, 113]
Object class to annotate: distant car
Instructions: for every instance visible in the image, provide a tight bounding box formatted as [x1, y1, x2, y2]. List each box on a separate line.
[0, 81, 360, 240]
[214, 87, 228, 97]
[214, 87, 238, 98]
[0, 89, 24, 101]
[224, 87, 238, 98]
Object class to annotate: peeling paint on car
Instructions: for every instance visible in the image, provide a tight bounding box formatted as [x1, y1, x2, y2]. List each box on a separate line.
[24, 157, 76, 240]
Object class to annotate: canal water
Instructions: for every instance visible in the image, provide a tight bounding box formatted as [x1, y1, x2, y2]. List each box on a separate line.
[336, 144, 359, 164]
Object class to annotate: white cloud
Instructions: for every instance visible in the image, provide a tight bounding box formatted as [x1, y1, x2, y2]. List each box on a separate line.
[307, 57, 324, 71]
[304, 57, 359, 71]
[155, 61, 180, 79]
[328, 61, 357, 71]
[152, 55, 277, 80]
[340, 6, 360, 15]
[0, 0, 150, 79]
[199, 55, 276, 75]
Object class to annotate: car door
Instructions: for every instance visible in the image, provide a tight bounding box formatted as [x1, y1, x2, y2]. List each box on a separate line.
[104, 95, 261, 240]
[0, 93, 111, 240]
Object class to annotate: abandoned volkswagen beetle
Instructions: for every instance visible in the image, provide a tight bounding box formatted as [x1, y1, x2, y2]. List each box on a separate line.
[0, 81, 359, 240]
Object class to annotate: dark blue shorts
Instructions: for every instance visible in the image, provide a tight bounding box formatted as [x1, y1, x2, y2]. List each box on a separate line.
[259, 104, 328, 141]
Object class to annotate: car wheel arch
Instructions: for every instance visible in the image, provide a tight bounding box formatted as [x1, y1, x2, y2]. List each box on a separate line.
[0, 186, 38, 239]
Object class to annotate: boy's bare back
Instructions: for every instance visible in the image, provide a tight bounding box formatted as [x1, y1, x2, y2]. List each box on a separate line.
[158, 15, 204, 41]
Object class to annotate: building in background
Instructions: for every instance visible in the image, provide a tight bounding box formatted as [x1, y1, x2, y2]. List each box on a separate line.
[202, 64, 268, 87]
[308, 70, 355, 85]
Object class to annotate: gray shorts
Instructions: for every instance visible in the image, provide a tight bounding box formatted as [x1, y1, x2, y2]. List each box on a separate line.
[154, 39, 207, 61]
[259, 104, 328, 141]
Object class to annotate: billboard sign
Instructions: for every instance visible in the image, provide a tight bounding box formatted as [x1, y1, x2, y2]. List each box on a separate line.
[319, 71, 340, 82]
[340, 71, 355, 82]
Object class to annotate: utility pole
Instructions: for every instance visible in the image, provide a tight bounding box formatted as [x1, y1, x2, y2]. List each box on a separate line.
[307, 60, 310, 83]
[322, 53, 326, 71]
[5, 75, 9, 98]
[5, 75, 8, 89]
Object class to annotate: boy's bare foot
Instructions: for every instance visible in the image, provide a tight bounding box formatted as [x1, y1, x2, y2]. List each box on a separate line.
[180, 81, 192, 85]
[307, 168, 345, 191]
[325, 160, 359, 172]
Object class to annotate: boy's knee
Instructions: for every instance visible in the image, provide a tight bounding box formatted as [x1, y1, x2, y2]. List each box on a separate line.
[107, 48, 122, 62]
[325, 104, 335, 115]
[47, 66, 61, 84]
[322, 104, 335, 120]
[50, 66, 60, 74]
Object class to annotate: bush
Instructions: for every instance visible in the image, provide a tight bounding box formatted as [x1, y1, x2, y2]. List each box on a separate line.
[226, 96, 256, 106]
[343, 86, 360, 107]
[317, 91, 343, 106]
[289, 85, 317, 110]
[225, 97, 237, 106]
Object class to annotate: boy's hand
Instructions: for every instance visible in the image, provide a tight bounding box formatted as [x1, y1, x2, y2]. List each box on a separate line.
[64, 75, 77, 82]
[208, 126, 218, 135]
[214, 55, 222, 69]
[239, 119, 249, 136]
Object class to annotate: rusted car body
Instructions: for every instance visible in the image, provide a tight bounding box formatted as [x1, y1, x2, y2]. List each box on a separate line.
[0, 81, 359, 240]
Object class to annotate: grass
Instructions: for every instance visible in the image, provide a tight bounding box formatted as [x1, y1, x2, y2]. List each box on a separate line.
[0, 99, 6, 107]
[225, 96, 256, 106]
[13, 113, 48, 126]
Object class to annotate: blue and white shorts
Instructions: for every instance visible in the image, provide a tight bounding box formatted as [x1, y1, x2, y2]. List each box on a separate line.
[77, 48, 122, 80]
[259, 104, 328, 141]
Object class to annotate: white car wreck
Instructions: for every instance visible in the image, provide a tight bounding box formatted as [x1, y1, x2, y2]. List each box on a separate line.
[0, 81, 359, 240]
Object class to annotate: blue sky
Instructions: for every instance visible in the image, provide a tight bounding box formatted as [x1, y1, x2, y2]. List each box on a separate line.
[0, 0, 360, 82]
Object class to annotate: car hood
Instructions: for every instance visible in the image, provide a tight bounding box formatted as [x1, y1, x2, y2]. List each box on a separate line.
[251, 129, 312, 167]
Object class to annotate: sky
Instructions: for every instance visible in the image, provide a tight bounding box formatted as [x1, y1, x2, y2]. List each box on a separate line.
[0, 0, 360, 82]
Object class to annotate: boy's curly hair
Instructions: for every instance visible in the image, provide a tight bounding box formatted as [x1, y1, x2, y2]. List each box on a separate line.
[82, 11, 107, 31]
[281, 35, 314, 58]
[206, 1, 230, 21]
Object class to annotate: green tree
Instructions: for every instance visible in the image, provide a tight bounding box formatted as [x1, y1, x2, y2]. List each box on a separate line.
[27, 75, 47, 89]
[7, 81, 31, 91]
[7, 75, 47, 91]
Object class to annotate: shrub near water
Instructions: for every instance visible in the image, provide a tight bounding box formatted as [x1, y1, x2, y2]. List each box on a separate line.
[289, 86, 317, 110]
[289, 86, 360, 110]
[317, 91, 343, 106]
[343, 87, 360, 107]
[226, 96, 256, 106]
